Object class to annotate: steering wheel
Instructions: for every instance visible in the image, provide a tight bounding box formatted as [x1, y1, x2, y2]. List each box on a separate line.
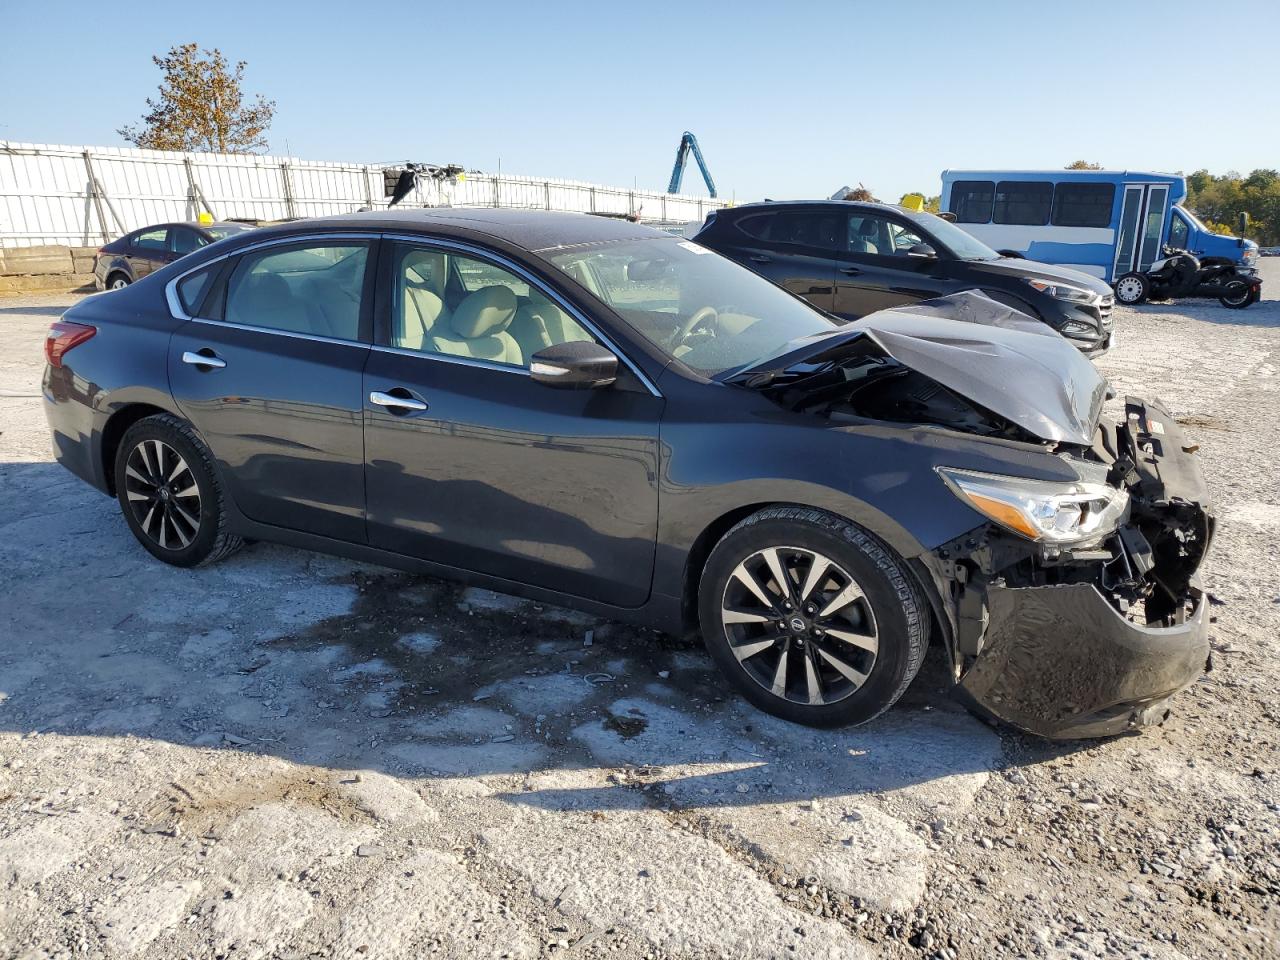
[670, 306, 719, 350]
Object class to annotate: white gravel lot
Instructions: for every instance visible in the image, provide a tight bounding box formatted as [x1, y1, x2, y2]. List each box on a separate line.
[0, 264, 1277, 959]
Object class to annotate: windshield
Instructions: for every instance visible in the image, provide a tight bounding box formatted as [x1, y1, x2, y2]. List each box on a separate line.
[542, 237, 837, 376]
[911, 212, 1001, 261]
[1177, 206, 1211, 235]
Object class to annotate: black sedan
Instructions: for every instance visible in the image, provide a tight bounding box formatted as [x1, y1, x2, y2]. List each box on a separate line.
[693, 200, 1116, 355]
[93, 221, 251, 290]
[44, 210, 1212, 737]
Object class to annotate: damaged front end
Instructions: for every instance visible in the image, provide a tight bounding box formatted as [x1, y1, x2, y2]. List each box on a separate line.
[733, 293, 1215, 738]
[937, 397, 1214, 738]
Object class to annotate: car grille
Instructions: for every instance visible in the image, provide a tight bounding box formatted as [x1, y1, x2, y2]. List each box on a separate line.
[1098, 295, 1114, 329]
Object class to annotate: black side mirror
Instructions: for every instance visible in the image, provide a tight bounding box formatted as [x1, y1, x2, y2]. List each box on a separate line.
[1238, 212, 1249, 246]
[905, 242, 937, 258]
[530, 341, 618, 389]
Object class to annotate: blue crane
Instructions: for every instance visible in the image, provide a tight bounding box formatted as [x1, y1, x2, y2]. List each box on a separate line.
[667, 131, 718, 198]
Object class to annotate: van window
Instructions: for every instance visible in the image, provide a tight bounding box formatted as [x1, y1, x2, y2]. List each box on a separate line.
[1168, 211, 1189, 249]
[1051, 183, 1115, 228]
[993, 181, 1053, 225]
[949, 180, 994, 223]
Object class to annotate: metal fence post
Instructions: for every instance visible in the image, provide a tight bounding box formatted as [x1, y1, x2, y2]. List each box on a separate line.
[280, 161, 297, 219]
[183, 155, 216, 221]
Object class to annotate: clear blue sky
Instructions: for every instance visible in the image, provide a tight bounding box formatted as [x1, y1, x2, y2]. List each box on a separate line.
[2, 0, 1277, 202]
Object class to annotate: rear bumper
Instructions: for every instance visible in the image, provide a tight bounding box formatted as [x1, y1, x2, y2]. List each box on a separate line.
[957, 579, 1209, 738]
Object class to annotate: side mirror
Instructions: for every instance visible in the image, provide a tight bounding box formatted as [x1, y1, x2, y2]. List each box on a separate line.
[530, 341, 618, 389]
[905, 242, 937, 258]
[1238, 212, 1249, 246]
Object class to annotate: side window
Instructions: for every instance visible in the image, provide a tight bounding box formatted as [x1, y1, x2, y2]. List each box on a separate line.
[949, 180, 994, 223]
[133, 228, 168, 250]
[176, 266, 218, 316]
[846, 214, 921, 257]
[170, 227, 206, 255]
[1168, 212, 1189, 249]
[389, 243, 594, 369]
[1051, 183, 1115, 228]
[770, 212, 843, 252]
[993, 181, 1054, 225]
[737, 214, 774, 241]
[224, 242, 369, 340]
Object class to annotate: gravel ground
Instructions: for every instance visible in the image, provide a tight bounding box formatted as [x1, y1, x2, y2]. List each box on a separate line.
[1, 266, 1277, 960]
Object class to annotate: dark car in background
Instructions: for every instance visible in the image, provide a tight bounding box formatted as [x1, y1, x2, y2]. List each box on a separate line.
[94, 221, 251, 291]
[694, 200, 1116, 355]
[44, 209, 1212, 738]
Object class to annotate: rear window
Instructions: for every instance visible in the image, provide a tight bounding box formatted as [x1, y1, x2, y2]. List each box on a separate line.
[1051, 183, 1115, 228]
[949, 180, 995, 224]
[993, 181, 1054, 226]
[133, 228, 168, 250]
[737, 213, 774, 241]
[770, 212, 843, 251]
[176, 266, 217, 315]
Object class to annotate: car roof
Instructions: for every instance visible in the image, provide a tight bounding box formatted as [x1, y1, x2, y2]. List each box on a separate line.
[275, 207, 673, 252]
[722, 199, 917, 218]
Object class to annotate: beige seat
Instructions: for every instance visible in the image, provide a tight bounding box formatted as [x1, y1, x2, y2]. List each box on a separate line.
[431, 285, 522, 365]
[396, 251, 449, 350]
[509, 296, 594, 359]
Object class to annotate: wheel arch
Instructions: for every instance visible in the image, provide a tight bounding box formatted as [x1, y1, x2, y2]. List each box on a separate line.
[100, 402, 173, 495]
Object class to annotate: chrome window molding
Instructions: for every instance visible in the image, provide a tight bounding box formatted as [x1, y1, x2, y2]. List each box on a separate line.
[189, 316, 369, 349]
[371, 343, 532, 377]
[381, 233, 663, 398]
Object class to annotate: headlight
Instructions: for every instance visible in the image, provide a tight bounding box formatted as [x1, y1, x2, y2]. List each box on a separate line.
[937, 467, 1128, 545]
[1022, 278, 1098, 304]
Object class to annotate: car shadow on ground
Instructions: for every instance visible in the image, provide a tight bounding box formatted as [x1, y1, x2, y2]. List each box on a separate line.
[0, 304, 73, 317]
[1131, 296, 1280, 327]
[0, 459, 1090, 815]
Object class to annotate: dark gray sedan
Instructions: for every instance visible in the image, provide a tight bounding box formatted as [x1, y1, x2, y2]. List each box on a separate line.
[44, 209, 1213, 737]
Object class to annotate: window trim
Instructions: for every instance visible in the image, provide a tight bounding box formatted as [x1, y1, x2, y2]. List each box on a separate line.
[377, 233, 662, 397]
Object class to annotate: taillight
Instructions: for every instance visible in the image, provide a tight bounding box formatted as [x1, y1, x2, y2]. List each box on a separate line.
[45, 321, 96, 367]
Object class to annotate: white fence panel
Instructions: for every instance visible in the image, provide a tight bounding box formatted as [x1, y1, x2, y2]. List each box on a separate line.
[0, 140, 724, 247]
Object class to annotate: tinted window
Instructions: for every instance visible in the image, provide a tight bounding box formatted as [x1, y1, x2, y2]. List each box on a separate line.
[737, 214, 774, 241]
[225, 242, 368, 340]
[847, 214, 925, 257]
[770, 212, 843, 251]
[390, 244, 592, 369]
[1168, 212, 1189, 249]
[1051, 183, 1115, 228]
[176, 267, 217, 315]
[170, 227, 206, 255]
[133, 228, 168, 250]
[993, 181, 1054, 225]
[949, 180, 994, 223]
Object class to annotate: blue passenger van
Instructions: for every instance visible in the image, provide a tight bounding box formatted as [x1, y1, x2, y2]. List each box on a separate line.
[940, 170, 1258, 283]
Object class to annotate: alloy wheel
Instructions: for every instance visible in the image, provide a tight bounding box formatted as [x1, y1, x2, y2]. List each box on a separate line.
[110, 277, 129, 290]
[1115, 277, 1144, 303]
[720, 546, 878, 706]
[123, 439, 202, 550]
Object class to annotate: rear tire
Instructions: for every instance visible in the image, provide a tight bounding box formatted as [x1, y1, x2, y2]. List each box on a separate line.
[1114, 273, 1149, 305]
[114, 414, 243, 567]
[1219, 282, 1259, 309]
[107, 272, 130, 291]
[698, 506, 928, 728]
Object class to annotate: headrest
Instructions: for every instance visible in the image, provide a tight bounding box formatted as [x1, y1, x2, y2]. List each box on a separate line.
[858, 219, 878, 237]
[451, 285, 517, 338]
[403, 249, 444, 287]
[245, 272, 291, 308]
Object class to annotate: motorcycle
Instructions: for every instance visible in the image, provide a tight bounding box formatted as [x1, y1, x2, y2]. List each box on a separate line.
[1114, 245, 1262, 309]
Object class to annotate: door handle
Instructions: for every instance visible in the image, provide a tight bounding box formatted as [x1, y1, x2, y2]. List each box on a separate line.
[749, 255, 772, 264]
[370, 390, 428, 412]
[839, 266, 862, 276]
[182, 350, 226, 369]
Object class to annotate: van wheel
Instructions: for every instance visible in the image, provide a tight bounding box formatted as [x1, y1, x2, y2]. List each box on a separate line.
[1114, 273, 1149, 305]
[114, 414, 244, 567]
[698, 507, 928, 728]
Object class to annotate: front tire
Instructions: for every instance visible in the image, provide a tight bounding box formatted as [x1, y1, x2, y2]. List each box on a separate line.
[114, 414, 243, 567]
[698, 507, 928, 728]
[1114, 272, 1149, 305]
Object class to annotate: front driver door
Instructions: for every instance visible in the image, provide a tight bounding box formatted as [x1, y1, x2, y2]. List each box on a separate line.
[362, 240, 663, 607]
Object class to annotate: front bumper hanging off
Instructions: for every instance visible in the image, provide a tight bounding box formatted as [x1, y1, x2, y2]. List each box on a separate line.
[939, 397, 1214, 739]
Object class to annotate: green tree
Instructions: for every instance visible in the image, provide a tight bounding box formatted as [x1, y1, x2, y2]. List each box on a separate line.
[119, 43, 275, 154]
[1185, 169, 1280, 245]
[1065, 160, 1103, 170]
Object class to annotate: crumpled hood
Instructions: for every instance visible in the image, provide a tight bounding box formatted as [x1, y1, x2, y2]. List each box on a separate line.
[852, 291, 1108, 446]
